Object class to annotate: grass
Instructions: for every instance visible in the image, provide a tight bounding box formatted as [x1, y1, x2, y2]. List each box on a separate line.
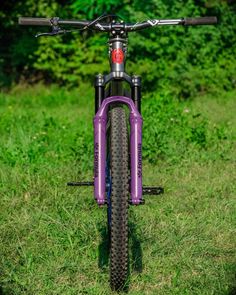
[0, 84, 235, 294]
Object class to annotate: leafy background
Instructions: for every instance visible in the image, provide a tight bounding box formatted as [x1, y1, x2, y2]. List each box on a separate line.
[0, 0, 236, 97]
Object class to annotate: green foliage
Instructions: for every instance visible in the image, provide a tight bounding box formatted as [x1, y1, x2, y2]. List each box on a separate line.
[142, 90, 234, 164]
[0, 0, 236, 97]
[0, 84, 94, 171]
[71, 0, 120, 19]
[0, 85, 234, 169]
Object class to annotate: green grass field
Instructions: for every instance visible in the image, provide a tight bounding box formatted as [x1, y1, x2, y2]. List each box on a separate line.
[0, 85, 235, 294]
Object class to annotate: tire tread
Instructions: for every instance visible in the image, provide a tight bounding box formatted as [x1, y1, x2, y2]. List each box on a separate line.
[109, 106, 129, 291]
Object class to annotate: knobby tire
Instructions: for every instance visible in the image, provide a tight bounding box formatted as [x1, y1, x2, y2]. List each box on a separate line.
[108, 106, 129, 291]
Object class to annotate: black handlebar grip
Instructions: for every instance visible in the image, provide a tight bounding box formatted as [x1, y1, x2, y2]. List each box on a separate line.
[18, 17, 52, 26]
[184, 17, 217, 26]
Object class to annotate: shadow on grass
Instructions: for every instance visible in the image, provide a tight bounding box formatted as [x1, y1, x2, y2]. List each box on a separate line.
[98, 225, 109, 269]
[98, 221, 143, 292]
[129, 221, 143, 273]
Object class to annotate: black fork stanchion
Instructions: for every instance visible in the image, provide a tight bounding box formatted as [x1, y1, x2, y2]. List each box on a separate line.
[131, 75, 141, 113]
[95, 74, 105, 113]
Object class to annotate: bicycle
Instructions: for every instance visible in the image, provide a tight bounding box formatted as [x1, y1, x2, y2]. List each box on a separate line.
[19, 14, 217, 291]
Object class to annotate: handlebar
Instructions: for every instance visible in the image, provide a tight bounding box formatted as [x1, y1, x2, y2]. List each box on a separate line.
[19, 17, 92, 27]
[19, 17, 53, 26]
[184, 17, 217, 26]
[18, 16, 217, 34]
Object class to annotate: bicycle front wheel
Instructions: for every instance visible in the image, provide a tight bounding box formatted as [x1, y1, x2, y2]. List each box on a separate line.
[108, 105, 129, 291]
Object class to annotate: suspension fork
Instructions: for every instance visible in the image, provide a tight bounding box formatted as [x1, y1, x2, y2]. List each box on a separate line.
[95, 74, 142, 112]
[93, 96, 143, 205]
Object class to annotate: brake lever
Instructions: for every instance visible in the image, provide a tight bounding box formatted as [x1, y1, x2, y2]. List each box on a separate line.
[35, 29, 66, 38]
[35, 17, 66, 38]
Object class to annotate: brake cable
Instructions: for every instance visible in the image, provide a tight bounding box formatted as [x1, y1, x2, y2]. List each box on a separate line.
[35, 14, 120, 37]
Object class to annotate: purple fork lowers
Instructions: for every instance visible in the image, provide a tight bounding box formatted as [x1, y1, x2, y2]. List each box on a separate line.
[93, 96, 143, 205]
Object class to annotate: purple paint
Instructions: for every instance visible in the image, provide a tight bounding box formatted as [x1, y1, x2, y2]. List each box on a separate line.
[93, 115, 107, 205]
[93, 96, 143, 205]
[130, 112, 143, 204]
